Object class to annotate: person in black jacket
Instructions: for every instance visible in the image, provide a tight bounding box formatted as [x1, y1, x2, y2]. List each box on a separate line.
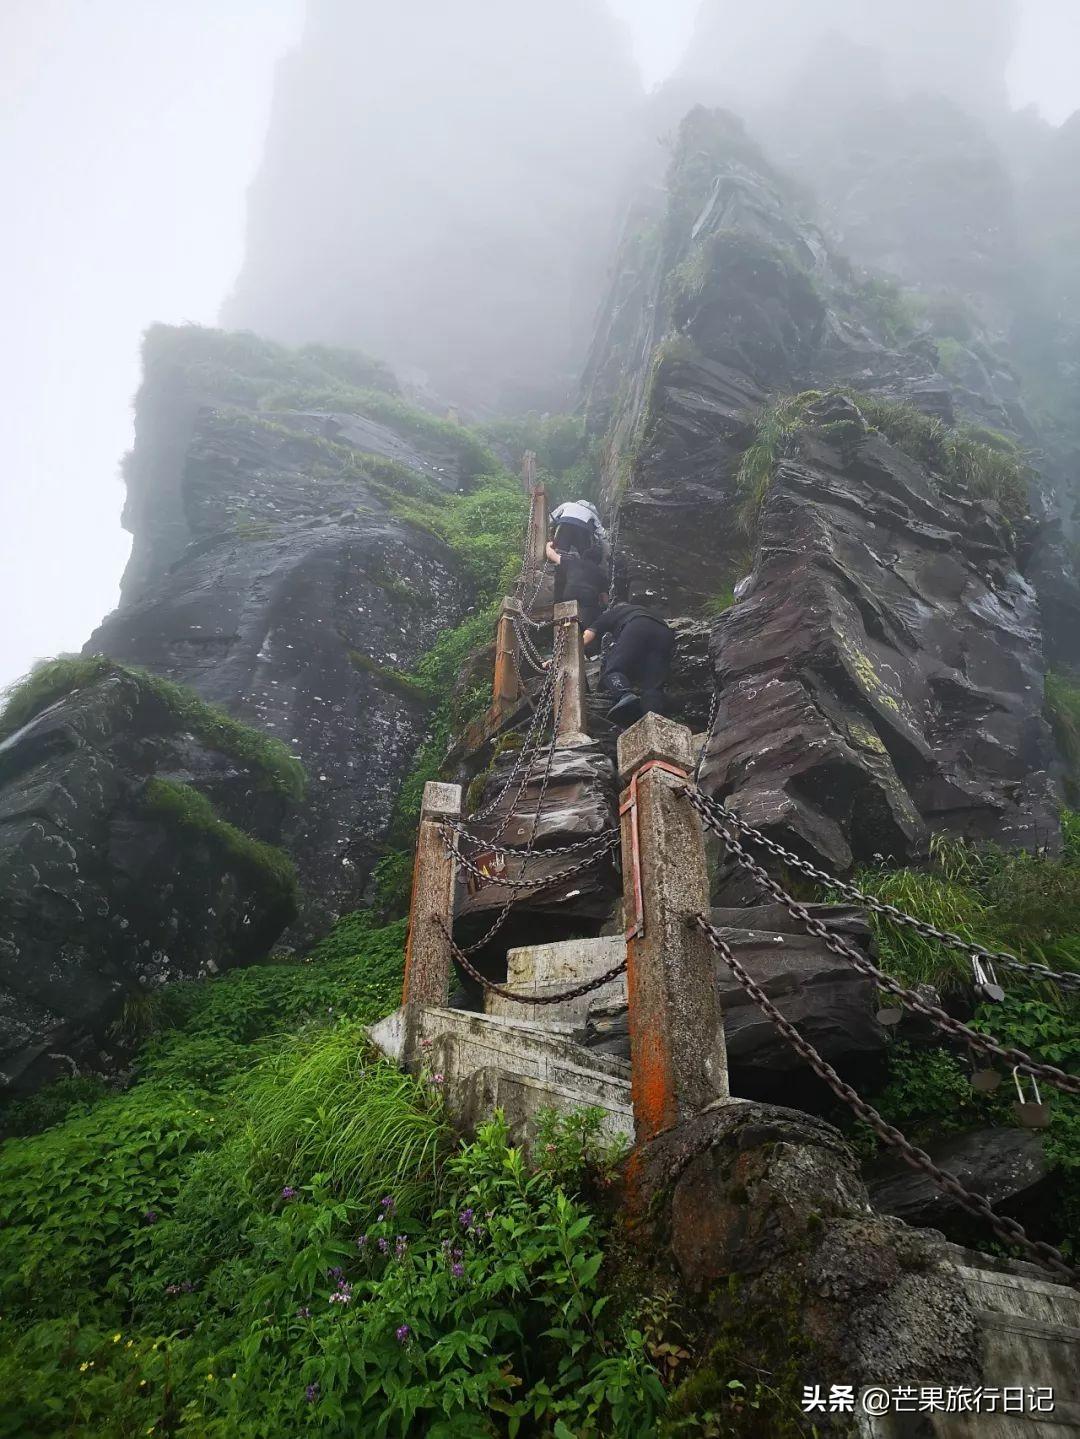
[544, 538, 608, 631]
[583, 603, 675, 723]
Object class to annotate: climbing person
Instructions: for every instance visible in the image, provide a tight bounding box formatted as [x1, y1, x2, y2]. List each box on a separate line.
[549, 499, 610, 568]
[582, 603, 675, 724]
[544, 537, 608, 630]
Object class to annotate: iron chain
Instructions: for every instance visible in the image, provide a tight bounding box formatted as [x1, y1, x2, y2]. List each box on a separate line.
[438, 916, 626, 1007]
[694, 914, 1079, 1288]
[690, 787, 1080, 993]
[686, 787, 1080, 1098]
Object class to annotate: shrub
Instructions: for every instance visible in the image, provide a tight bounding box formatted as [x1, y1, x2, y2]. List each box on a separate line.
[1047, 671, 1080, 801]
[0, 914, 668, 1438]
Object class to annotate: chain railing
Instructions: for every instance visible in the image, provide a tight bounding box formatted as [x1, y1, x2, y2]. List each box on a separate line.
[685, 786, 1080, 1098]
[694, 914, 1079, 1288]
[437, 915, 626, 1008]
[690, 786, 1080, 994]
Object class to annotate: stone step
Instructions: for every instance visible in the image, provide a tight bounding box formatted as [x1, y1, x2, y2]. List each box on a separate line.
[367, 1004, 633, 1146]
[485, 935, 626, 1025]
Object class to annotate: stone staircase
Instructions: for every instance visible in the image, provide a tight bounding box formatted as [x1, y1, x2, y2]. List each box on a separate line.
[860, 1241, 1080, 1437]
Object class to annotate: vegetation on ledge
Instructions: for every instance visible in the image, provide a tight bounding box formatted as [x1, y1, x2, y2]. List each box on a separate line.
[736, 388, 1031, 535]
[143, 778, 299, 911]
[0, 655, 306, 800]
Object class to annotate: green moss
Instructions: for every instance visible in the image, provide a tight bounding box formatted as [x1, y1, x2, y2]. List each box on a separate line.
[370, 849, 413, 921]
[143, 778, 298, 911]
[1046, 671, 1080, 801]
[0, 656, 305, 800]
[345, 648, 429, 705]
[703, 587, 737, 618]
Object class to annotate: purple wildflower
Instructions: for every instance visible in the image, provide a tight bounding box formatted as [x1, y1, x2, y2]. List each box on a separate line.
[458, 1207, 474, 1229]
[327, 1266, 344, 1281]
[430, 1072, 445, 1086]
[377, 1237, 390, 1254]
[356, 1234, 368, 1249]
[394, 1235, 408, 1260]
[181, 1280, 194, 1293]
[328, 1282, 352, 1306]
[305, 1382, 320, 1404]
[451, 1262, 465, 1278]
[296, 1306, 311, 1319]
[395, 1324, 410, 1345]
[281, 1186, 297, 1201]
[165, 1283, 180, 1296]
[378, 1195, 396, 1216]
[143, 1210, 159, 1225]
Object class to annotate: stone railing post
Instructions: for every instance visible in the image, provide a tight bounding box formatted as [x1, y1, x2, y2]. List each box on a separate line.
[492, 596, 521, 716]
[553, 600, 587, 743]
[617, 714, 728, 1142]
[402, 782, 462, 1022]
[525, 471, 549, 576]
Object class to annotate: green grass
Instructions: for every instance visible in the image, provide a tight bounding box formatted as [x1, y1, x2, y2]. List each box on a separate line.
[844, 825, 1080, 995]
[735, 388, 1032, 536]
[0, 912, 667, 1437]
[0, 656, 305, 801]
[143, 779, 298, 911]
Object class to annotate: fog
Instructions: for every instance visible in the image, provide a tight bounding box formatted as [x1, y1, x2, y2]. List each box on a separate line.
[2, 0, 1079, 689]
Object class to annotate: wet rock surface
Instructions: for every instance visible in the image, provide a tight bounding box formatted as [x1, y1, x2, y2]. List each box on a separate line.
[628, 1101, 981, 1393]
[0, 675, 295, 1092]
[701, 415, 1060, 868]
[453, 741, 620, 966]
[89, 402, 469, 933]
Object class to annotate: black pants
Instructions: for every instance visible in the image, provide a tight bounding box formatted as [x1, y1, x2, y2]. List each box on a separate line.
[600, 619, 674, 717]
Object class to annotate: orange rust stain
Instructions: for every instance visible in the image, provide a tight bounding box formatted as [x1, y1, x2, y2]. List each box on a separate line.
[627, 934, 678, 1140]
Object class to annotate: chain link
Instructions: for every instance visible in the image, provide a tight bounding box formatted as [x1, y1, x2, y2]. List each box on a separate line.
[447, 827, 618, 892]
[694, 688, 721, 783]
[686, 787, 1080, 1097]
[438, 916, 627, 1007]
[694, 914, 1079, 1288]
[691, 788, 1080, 993]
[447, 821, 619, 859]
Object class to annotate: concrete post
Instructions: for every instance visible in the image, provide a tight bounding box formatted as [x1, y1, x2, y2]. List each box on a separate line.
[525, 480, 549, 575]
[401, 781, 462, 1017]
[553, 600, 587, 743]
[617, 714, 728, 1143]
[492, 596, 521, 716]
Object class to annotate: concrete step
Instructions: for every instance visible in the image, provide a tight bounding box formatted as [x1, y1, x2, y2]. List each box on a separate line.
[367, 1004, 633, 1146]
[485, 935, 626, 1025]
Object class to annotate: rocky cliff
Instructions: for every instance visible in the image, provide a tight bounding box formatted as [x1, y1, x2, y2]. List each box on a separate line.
[221, 0, 642, 411]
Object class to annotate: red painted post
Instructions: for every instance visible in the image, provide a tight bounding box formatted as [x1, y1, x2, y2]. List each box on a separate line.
[492, 596, 521, 716]
[617, 714, 728, 1143]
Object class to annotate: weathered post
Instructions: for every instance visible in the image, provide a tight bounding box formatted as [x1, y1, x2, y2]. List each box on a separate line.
[401, 781, 462, 1017]
[492, 596, 521, 716]
[553, 600, 587, 743]
[617, 714, 727, 1142]
[525, 469, 549, 577]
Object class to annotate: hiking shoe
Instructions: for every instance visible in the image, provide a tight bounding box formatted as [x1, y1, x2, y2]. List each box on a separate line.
[606, 692, 642, 724]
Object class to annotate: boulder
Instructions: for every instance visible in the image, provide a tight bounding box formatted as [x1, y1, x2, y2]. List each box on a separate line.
[0, 674, 297, 1092]
[867, 1126, 1053, 1234]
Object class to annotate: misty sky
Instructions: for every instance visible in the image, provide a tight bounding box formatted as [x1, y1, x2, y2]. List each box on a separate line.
[2, 1, 1079, 690]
